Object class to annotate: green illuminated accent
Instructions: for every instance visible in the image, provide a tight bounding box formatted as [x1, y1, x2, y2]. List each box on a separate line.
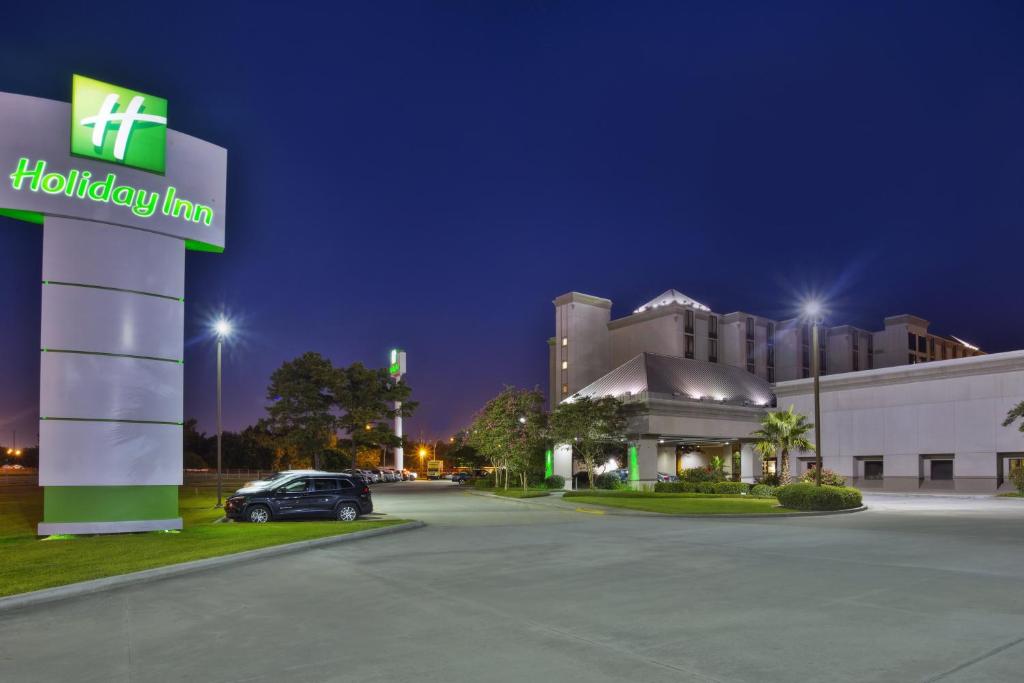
[629, 445, 639, 482]
[42, 534, 78, 541]
[40, 348, 183, 364]
[44, 485, 177, 523]
[9, 158, 215, 227]
[545, 449, 553, 479]
[0, 207, 44, 224]
[42, 279, 182, 302]
[71, 75, 167, 174]
[185, 239, 224, 253]
[40, 417, 184, 426]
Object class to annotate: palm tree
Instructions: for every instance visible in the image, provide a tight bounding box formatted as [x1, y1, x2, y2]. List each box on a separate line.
[751, 405, 815, 484]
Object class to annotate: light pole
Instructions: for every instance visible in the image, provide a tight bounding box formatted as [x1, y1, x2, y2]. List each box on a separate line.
[213, 317, 233, 507]
[803, 300, 824, 486]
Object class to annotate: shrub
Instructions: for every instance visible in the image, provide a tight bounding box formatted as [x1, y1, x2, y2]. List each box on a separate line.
[654, 481, 695, 493]
[1011, 467, 1024, 496]
[694, 482, 717, 494]
[775, 483, 862, 511]
[799, 468, 847, 487]
[750, 484, 777, 498]
[544, 474, 565, 489]
[713, 481, 750, 494]
[680, 466, 724, 483]
[593, 472, 621, 490]
[760, 473, 781, 487]
[472, 478, 495, 490]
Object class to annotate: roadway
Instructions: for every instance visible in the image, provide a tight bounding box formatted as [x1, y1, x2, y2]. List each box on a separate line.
[2, 481, 1024, 682]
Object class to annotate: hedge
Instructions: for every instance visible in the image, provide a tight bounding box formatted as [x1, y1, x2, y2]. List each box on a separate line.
[750, 484, 777, 498]
[594, 472, 621, 490]
[653, 481, 751, 494]
[472, 478, 495, 490]
[544, 475, 565, 489]
[775, 483, 862, 511]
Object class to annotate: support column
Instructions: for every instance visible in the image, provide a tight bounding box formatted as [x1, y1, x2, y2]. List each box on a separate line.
[553, 443, 572, 489]
[740, 442, 759, 484]
[38, 217, 184, 535]
[394, 401, 403, 471]
[629, 437, 658, 489]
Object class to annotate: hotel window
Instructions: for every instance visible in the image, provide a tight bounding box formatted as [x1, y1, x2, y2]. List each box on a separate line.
[867, 336, 874, 369]
[708, 339, 718, 363]
[941, 342, 947, 360]
[561, 360, 567, 370]
[801, 324, 811, 377]
[929, 337, 935, 359]
[561, 337, 567, 347]
[561, 384, 568, 395]
[685, 334, 695, 359]
[746, 317, 755, 340]
[908, 333, 916, 351]
[708, 315, 718, 339]
[918, 336, 927, 354]
[864, 460, 884, 480]
[685, 309, 694, 333]
[908, 354, 916, 364]
[746, 340, 755, 374]
[767, 367, 775, 383]
[852, 335, 860, 371]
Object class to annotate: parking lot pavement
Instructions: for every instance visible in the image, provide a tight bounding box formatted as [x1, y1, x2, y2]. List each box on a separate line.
[2, 481, 1024, 682]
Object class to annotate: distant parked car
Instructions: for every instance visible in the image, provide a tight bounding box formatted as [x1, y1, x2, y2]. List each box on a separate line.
[244, 469, 332, 488]
[225, 473, 372, 523]
[657, 472, 677, 483]
[402, 469, 417, 480]
[451, 472, 471, 484]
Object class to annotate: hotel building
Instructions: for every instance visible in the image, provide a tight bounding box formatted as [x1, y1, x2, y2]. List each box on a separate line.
[547, 289, 1024, 492]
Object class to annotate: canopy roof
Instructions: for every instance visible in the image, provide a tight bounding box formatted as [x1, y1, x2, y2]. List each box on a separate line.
[568, 353, 775, 408]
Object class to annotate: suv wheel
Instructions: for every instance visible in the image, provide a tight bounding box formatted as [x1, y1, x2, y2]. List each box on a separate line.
[247, 505, 271, 523]
[336, 503, 359, 522]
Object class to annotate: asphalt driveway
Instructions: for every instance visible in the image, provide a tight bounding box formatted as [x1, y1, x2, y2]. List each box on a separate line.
[2, 482, 1023, 682]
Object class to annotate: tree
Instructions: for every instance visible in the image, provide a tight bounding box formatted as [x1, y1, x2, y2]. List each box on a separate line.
[548, 396, 627, 490]
[751, 405, 815, 485]
[468, 387, 547, 491]
[1003, 401, 1024, 434]
[265, 352, 338, 469]
[332, 362, 417, 469]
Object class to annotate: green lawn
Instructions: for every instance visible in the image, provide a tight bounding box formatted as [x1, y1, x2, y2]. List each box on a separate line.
[490, 489, 550, 499]
[0, 481, 406, 598]
[997, 491, 1024, 497]
[564, 491, 788, 514]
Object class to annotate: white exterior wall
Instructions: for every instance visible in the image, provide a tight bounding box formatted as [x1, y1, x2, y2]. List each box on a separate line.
[610, 313, 684, 368]
[775, 351, 1024, 492]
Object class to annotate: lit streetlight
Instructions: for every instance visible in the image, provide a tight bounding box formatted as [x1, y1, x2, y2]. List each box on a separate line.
[213, 317, 233, 507]
[802, 299, 825, 486]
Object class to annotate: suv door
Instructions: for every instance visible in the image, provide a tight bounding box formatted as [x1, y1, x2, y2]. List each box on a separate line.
[272, 477, 312, 517]
[310, 478, 347, 516]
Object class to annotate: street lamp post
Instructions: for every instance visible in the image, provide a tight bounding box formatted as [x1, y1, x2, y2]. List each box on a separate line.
[804, 301, 824, 486]
[213, 318, 232, 507]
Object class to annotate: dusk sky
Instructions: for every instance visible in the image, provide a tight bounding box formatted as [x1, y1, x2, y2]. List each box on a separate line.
[1, 1, 1022, 445]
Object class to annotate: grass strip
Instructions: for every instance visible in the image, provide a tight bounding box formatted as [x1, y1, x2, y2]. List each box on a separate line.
[0, 481, 405, 597]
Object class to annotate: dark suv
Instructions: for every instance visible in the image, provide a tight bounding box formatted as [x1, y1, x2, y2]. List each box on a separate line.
[225, 474, 372, 523]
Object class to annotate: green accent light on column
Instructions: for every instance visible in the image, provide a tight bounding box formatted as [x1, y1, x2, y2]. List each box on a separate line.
[545, 449, 553, 478]
[629, 445, 639, 482]
[44, 485, 178, 523]
[185, 239, 224, 253]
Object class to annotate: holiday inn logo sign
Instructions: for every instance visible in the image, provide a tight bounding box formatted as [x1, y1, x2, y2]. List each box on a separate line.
[4, 75, 217, 230]
[71, 75, 168, 174]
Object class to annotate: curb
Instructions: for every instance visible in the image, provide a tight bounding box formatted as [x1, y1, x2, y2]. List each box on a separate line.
[463, 490, 553, 506]
[554, 498, 869, 519]
[0, 520, 425, 613]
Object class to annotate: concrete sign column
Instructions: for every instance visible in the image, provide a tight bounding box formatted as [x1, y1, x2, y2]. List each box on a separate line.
[38, 217, 185, 534]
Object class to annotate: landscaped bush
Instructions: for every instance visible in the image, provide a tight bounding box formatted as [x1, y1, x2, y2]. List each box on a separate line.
[680, 466, 724, 483]
[693, 482, 717, 494]
[472, 478, 495, 490]
[593, 472, 621, 490]
[775, 483, 862, 511]
[760, 473, 782, 487]
[654, 481, 695, 493]
[712, 481, 750, 494]
[750, 484, 777, 498]
[1011, 467, 1024, 496]
[543, 475, 565, 489]
[799, 468, 847, 487]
